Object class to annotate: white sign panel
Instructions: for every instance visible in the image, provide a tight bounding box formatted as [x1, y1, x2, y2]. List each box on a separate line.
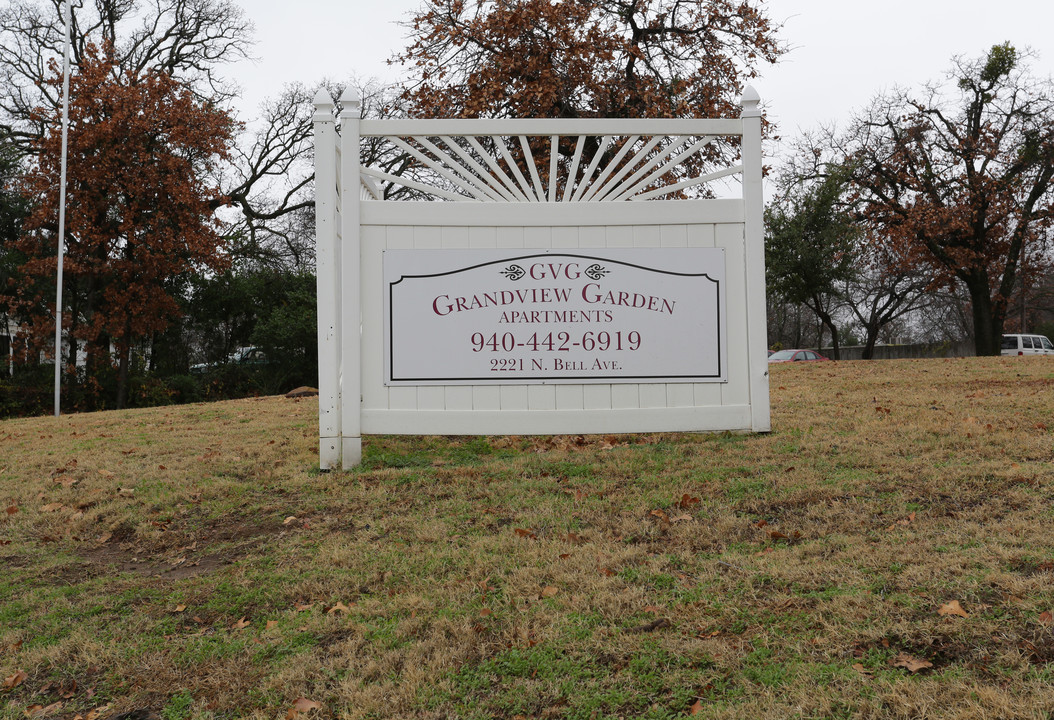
[383, 249, 726, 385]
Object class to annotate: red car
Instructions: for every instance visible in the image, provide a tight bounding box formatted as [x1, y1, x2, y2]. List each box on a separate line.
[767, 349, 830, 363]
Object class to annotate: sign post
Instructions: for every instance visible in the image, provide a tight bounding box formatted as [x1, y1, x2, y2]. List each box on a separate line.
[53, 0, 73, 417]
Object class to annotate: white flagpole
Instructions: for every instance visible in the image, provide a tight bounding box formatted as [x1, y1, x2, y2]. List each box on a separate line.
[54, 0, 72, 417]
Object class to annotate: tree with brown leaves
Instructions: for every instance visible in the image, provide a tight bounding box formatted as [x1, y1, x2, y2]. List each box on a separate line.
[0, 0, 251, 152]
[395, 0, 784, 173]
[10, 43, 236, 408]
[397, 0, 783, 120]
[840, 43, 1054, 356]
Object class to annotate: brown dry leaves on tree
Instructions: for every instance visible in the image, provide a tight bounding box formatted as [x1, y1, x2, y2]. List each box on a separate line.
[395, 0, 784, 123]
[391, 0, 783, 201]
[840, 44, 1054, 354]
[8, 42, 236, 407]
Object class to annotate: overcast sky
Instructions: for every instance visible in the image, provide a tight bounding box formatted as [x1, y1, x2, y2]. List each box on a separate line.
[236, 0, 1053, 152]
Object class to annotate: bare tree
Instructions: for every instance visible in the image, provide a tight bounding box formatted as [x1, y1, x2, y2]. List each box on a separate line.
[841, 243, 932, 358]
[222, 79, 417, 272]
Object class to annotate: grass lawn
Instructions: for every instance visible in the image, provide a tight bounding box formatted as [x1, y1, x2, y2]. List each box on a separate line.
[1, 357, 1053, 719]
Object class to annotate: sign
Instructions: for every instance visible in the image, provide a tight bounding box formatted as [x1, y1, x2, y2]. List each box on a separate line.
[383, 249, 726, 385]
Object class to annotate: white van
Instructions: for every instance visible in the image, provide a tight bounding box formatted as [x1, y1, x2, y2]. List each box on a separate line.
[1001, 334, 1054, 356]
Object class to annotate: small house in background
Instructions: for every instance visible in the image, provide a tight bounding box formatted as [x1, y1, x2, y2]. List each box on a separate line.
[1, 317, 17, 375]
[0, 317, 101, 376]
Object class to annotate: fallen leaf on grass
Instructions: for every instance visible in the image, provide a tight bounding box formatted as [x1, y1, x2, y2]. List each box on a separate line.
[676, 494, 701, 510]
[643, 605, 663, 613]
[294, 603, 313, 612]
[286, 698, 322, 719]
[852, 662, 873, 679]
[97, 469, 114, 479]
[689, 699, 703, 715]
[540, 586, 559, 598]
[76, 706, 111, 720]
[232, 617, 251, 630]
[40, 503, 65, 513]
[283, 516, 298, 525]
[117, 488, 135, 497]
[5, 505, 17, 516]
[938, 600, 969, 618]
[513, 528, 536, 539]
[53, 477, 77, 488]
[327, 602, 353, 614]
[649, 509, 670, 524]
[3, 670, 27, 688]
[892, 653, 933, 673]
[479, 608, 493, 617]
[25, 703, 63, 719]
[266, 620, 279, 630]
[173, 604, 187, 613]
[1039, 610, 1053, 624]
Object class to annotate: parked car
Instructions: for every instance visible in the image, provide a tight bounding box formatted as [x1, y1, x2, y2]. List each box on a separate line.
[1001, 334, 1054, 356]
[768, 349, 830, 363]
[190, 346, 270, 374]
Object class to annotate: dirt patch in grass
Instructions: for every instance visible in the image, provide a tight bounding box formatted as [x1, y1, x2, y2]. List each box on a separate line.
[69, 514, 293, 580]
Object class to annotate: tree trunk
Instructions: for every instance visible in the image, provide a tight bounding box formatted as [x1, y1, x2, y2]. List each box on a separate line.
[116, 344, 130, 409]
[793, 305, 802, 348]
[810, 296, 840, 360]
[965, 276, 1003, 356]
[116, 320, 133, 409]
[826, 319, 840, 359]
[861, 321, 880, 360]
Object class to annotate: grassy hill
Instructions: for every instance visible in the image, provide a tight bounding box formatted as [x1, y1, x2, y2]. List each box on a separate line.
[1, 357, 1053, 719]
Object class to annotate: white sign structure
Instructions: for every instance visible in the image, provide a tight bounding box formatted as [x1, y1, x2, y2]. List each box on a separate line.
[313, 88, 770, 470]
[384, 249, 726, 384]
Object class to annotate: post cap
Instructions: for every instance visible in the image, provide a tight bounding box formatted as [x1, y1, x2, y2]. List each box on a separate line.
[740, 85, 762, 118]
[313, 88, 334, 107]
[312, 89, 335, 122]
[340, 87, 362, 118]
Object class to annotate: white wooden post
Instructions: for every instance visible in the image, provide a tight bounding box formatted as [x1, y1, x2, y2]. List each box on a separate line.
[739, 86, 772, 432]
[339, 89, 363, 468]
[313, 91, 342, 469]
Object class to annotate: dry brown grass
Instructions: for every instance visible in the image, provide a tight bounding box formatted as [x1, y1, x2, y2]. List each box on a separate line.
[1, 357, 1053, 720]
